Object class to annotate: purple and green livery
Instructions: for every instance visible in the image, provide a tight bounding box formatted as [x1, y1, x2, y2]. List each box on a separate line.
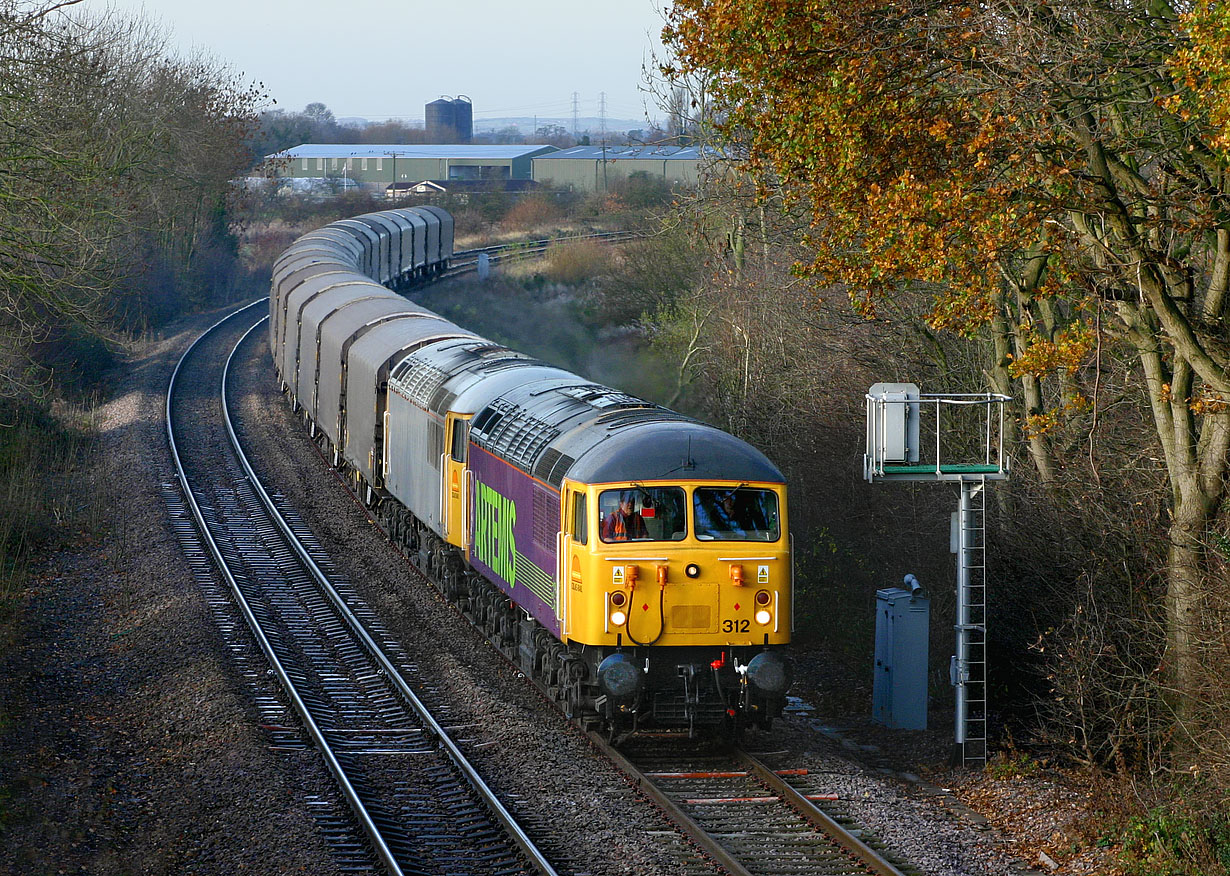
[468, 445, 561, 636]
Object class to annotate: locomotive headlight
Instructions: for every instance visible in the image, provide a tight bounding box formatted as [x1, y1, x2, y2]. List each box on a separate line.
[755, 608, 773, 625]
[685, 563, 701, 579]
[610, 609, 628, 627]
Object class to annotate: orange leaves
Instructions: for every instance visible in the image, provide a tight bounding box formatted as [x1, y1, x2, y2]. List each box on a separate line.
[1159, 383, 1230, 414]
[1009, 321, 1096, 380]
[928, 117, 954, 142]
[1187, 393, 1229, 415]
[665, 0, 1046, 339]
[1022, 395, 1089, 439]
[1167, 1, 1230, 152]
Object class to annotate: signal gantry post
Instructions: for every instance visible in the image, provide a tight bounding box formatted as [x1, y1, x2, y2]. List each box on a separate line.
[864, 384, 1011, 768]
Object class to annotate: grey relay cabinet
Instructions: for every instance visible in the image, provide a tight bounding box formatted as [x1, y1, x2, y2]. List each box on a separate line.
[872, 585, 930, 731]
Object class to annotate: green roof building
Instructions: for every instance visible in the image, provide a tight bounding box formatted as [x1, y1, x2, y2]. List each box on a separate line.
[266, 144, 559, 186]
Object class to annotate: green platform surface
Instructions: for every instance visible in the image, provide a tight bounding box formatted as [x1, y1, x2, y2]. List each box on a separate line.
[881, 463, 1003, 474]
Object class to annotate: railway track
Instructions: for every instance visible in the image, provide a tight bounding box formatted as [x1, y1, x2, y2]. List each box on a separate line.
[590, 735, 915, 876]
[166, 301, 556, 876]
[446, 229, 641, 277]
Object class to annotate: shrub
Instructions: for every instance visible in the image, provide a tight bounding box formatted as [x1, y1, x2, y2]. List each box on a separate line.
[501, 196, 561, 231]
[544, 239, 611, 285]
[614, 171, 672, 209]
[0, 402, 98, 604]
[1119, 800, 1230, 876]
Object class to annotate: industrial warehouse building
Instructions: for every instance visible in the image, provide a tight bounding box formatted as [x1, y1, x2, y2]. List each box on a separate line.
[266, 144, 559, 188]
[530, 145, 712, 193]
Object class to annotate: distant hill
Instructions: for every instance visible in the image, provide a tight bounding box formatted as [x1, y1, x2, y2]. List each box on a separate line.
[333, 115, 654, 135]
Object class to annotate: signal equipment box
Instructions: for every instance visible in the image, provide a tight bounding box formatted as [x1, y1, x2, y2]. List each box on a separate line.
[872, 585, 930, 730]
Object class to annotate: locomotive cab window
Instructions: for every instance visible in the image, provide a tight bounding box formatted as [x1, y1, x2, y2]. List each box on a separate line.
[571, 493, 587, 545]
[598, 487, 686, 543]
[450, 420, 468, 463]
[693, 487, 780, 542]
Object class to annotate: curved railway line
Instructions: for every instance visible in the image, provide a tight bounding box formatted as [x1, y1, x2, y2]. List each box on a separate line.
[166, 301, 555, 876]
[165, 235, 922, 875]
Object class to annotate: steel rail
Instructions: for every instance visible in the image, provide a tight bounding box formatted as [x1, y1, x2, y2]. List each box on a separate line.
[452, 228, 641, 260]
[735, 750, 908, 876]
[166, 300, 408, 876]
[164, 225, 644, 871]
[220, 316, 558, 876]
[585, 731, 756, 876]
[445, 229, 644, 278]
[583, 730, 911, 876]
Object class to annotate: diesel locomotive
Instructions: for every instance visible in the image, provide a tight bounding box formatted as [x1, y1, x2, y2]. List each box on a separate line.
[270, 206, 792, 734]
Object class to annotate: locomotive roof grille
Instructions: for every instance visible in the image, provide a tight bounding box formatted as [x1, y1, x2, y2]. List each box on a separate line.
[475, 355, 538, 373]
[464, 342, 508, 356]
[391, 359, 450, 406]
[532, 447, 576, 488]
[471, 405, 500, 433]
[472, 398, 560, 474]
[430, 387, 458, 414]
[556, 385, 644, 408]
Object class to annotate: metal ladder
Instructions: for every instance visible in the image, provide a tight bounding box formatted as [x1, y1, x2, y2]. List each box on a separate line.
[954, 477, 988, 767]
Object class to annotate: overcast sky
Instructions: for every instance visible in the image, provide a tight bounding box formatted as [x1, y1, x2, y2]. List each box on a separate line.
[93, 0, 673, 125]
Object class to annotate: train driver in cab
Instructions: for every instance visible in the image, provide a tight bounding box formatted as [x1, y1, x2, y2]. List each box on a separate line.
[600, 490, 649, 542]
[694, 489, 742, 538]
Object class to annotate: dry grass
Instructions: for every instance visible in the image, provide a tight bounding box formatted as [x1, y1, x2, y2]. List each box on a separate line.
[0, 402, 101, 607]
[500, 196, 562, 230]
[543, 238, 613, 285]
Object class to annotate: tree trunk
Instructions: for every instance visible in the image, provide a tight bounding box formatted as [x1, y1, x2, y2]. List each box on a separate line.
[1165, 483, 1207, 720]
[1132, 327, 1230, 716]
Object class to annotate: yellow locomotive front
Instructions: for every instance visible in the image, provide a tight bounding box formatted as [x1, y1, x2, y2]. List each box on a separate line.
[559, 477, 791, 733]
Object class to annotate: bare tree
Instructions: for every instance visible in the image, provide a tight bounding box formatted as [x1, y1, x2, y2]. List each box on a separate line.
[0, 1, 261, 403]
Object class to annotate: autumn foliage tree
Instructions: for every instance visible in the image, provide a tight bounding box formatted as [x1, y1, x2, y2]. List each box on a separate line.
[665, 0, 1230, 743]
